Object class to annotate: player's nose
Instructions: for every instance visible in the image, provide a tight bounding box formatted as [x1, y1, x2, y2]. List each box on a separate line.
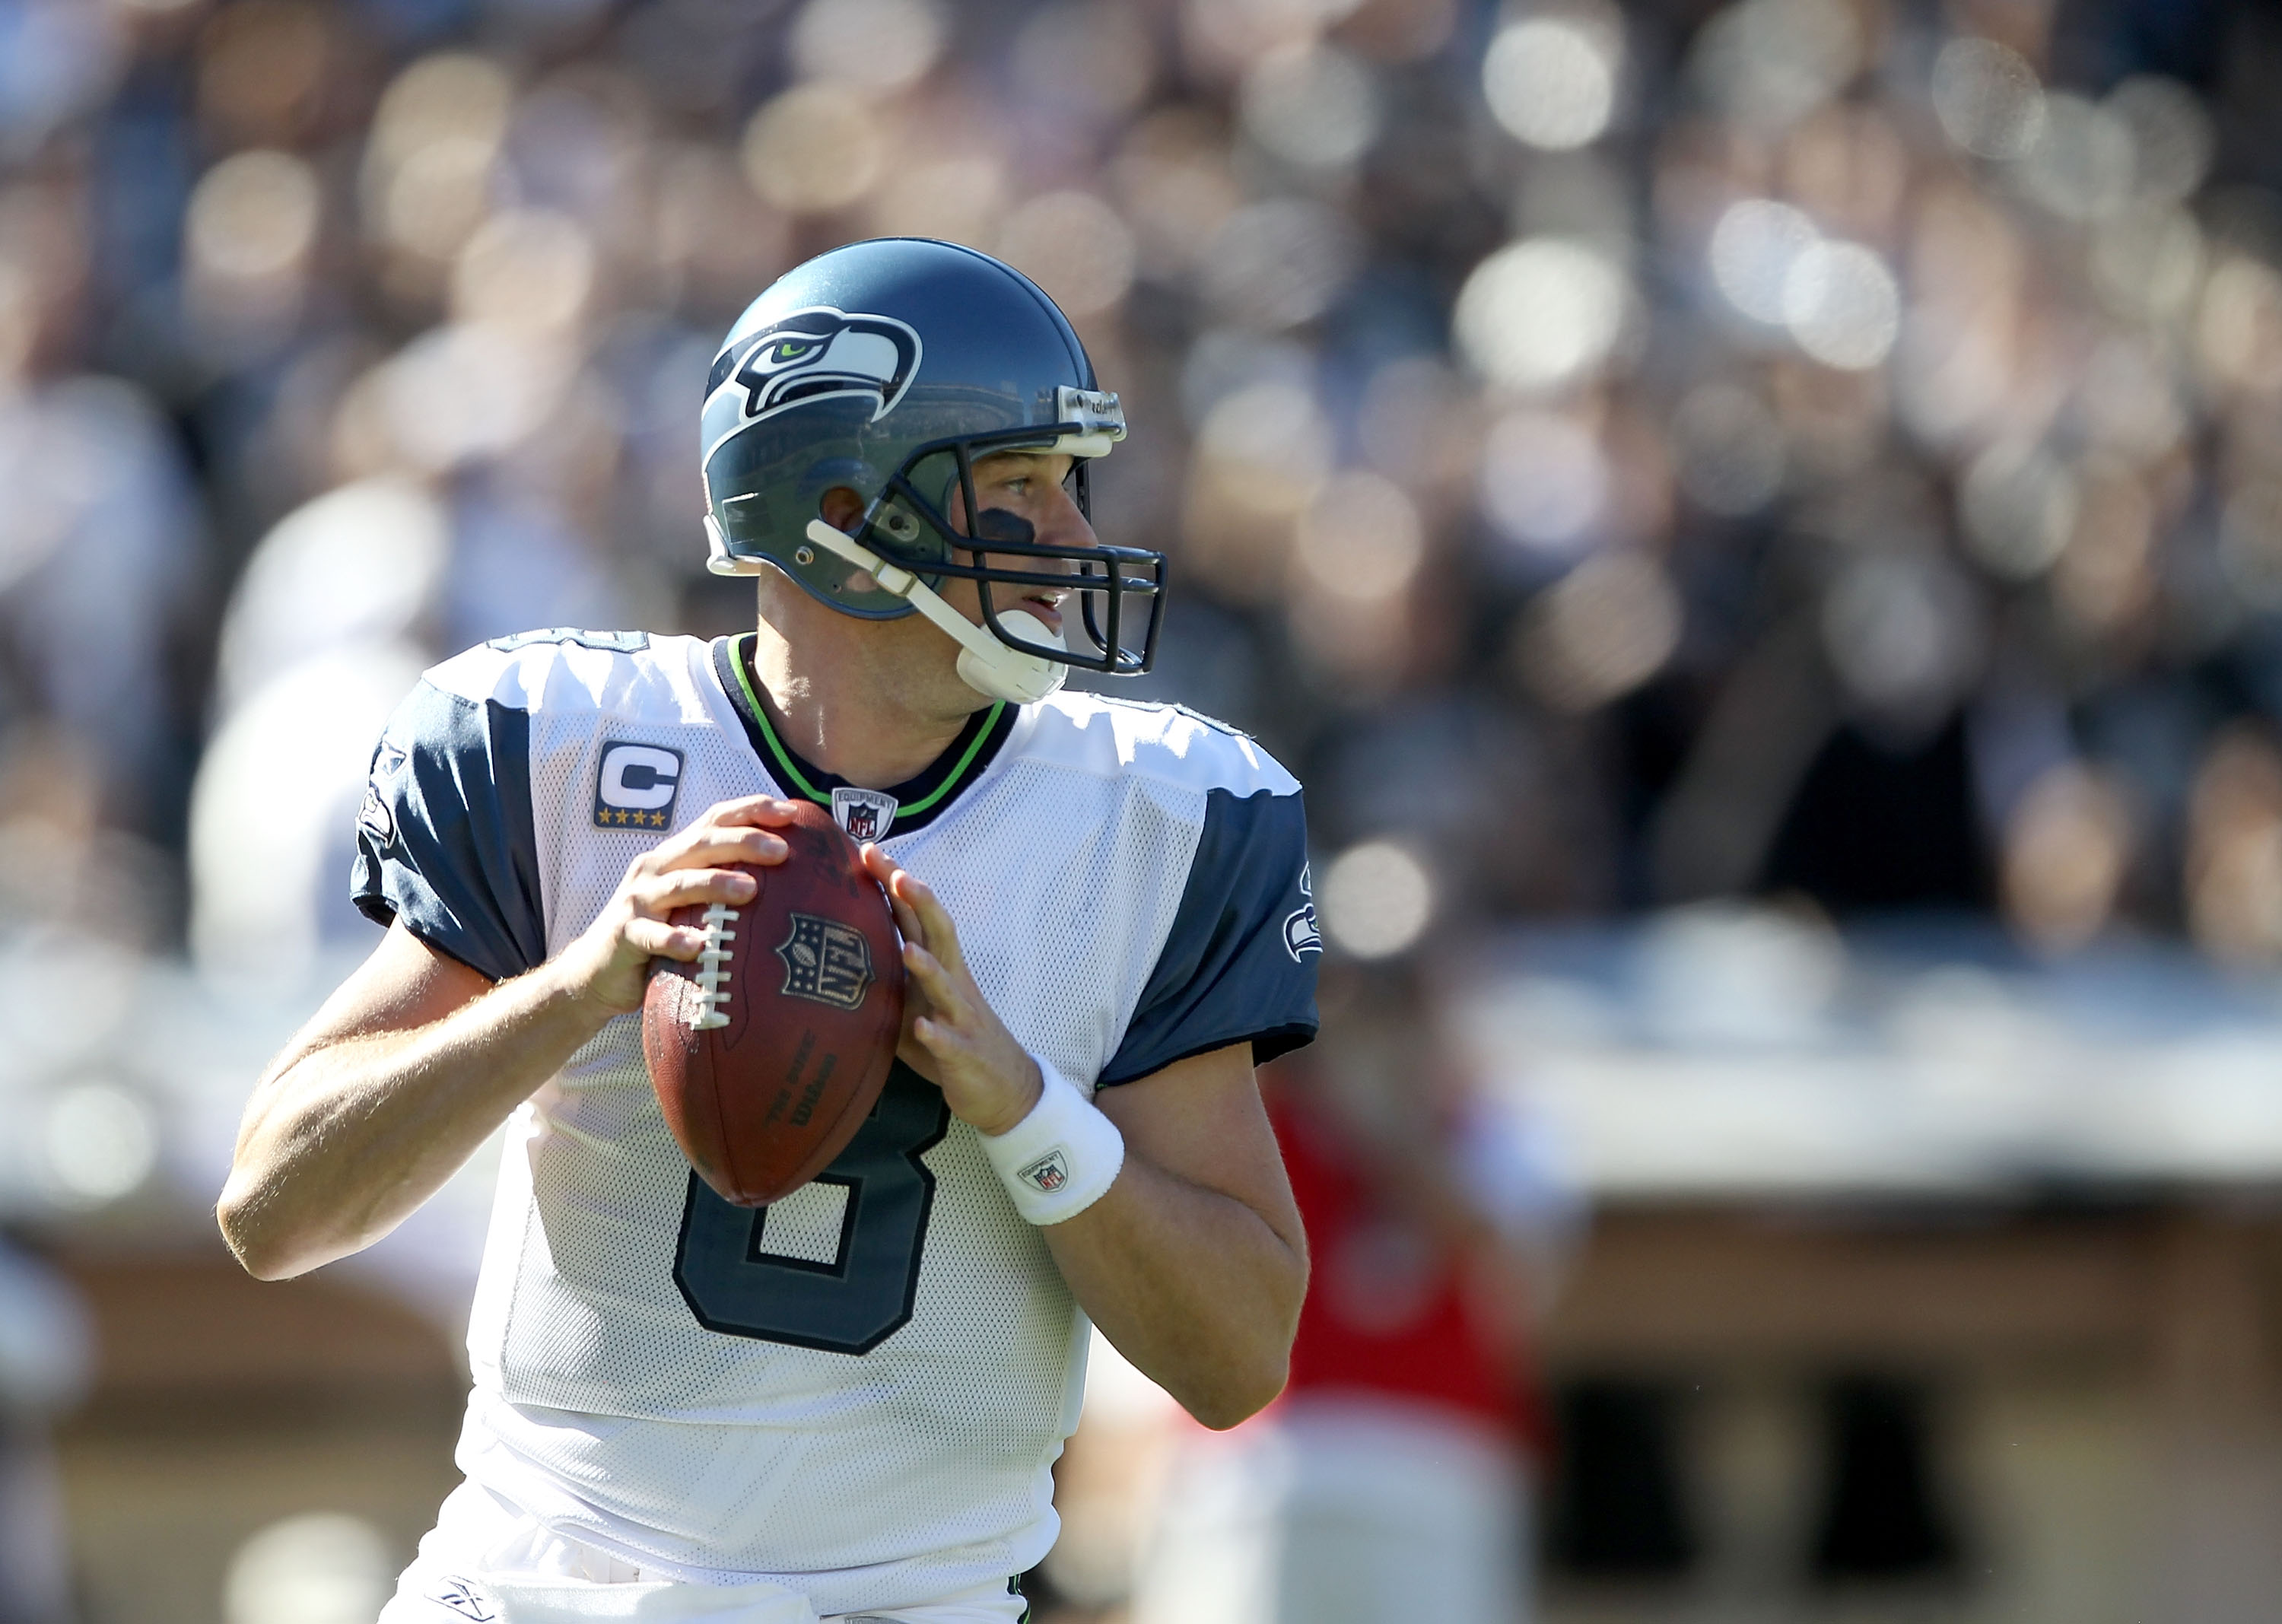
[1037, 476, 1097, 552]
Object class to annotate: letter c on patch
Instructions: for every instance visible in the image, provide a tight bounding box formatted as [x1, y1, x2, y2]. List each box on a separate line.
[599, 743, 682, 810]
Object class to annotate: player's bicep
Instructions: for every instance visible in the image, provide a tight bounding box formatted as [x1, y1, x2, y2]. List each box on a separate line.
[262, 918, 493, 1084]
[1093, 1042, 1305, 1257]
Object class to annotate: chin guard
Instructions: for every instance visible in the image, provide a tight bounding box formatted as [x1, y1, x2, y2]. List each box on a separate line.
[705, 515, 768, 577]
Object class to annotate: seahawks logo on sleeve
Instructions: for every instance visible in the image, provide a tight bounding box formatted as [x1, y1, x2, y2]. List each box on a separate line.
[1283, 863, 1321, 961]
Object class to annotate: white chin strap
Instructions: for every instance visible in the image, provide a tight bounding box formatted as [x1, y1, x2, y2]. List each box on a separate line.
[800, 520, 1067, 704]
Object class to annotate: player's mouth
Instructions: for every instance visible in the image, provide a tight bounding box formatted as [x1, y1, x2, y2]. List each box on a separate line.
[1017, 587, 1066, 636]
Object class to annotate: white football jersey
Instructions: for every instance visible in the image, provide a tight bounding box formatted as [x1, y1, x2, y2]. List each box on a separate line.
[352, 629, 1318, 1615]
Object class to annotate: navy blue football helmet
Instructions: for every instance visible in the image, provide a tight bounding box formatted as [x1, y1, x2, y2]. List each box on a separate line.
[700, 239, 1164, 702]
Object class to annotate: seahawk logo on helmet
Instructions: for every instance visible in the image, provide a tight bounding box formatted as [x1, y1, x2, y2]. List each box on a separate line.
[706, 307, 922, 430]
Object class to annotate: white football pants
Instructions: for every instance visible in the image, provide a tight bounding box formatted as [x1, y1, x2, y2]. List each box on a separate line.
[378, 1482, 1028, 1624]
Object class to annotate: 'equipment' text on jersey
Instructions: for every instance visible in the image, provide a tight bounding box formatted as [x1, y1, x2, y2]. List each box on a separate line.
[351, 630, 1317, 1615]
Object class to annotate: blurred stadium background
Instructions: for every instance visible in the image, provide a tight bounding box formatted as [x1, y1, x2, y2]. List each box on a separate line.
[2, 0, 2282, 1617]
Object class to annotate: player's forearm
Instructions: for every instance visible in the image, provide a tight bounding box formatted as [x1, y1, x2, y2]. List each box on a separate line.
[1043, 1157, 1308, 1430]
[218, 961, 610, 1280]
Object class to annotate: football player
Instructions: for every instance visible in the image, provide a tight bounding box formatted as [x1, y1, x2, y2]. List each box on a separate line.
[218, 239, 1320, 1623]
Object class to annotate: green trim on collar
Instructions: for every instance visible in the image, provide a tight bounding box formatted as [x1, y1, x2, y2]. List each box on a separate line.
[718, 634, 1012, 834]
[899, 710, 1004, 816]
[727, 637, 828, 803]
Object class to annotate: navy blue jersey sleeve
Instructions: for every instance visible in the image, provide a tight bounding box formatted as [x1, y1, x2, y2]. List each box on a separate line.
[1099, 787, 1320, 1087]
[350, 679, 545, 983]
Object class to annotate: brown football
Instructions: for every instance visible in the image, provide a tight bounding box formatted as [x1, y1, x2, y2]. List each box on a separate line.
[642, 801, 904, 1207]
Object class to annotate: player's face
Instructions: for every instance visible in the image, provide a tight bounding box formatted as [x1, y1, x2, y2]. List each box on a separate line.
[939, 450, 1091, 639]
[794, 451, 1098, 725]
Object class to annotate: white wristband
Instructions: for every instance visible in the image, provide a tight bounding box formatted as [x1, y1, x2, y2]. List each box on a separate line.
[980, 1057, 1125, 1225]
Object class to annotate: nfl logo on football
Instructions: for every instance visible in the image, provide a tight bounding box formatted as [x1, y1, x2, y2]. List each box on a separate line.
[774, 913, 876, 1011]
[831, 786, 898, 843]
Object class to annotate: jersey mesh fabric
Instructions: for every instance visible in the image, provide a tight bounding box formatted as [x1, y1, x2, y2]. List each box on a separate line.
[386, 636, 1305, 1614]
[758, 1181, 850, 1265]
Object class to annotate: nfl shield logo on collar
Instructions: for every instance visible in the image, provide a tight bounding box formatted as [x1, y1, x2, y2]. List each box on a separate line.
[831, 786, 898, 842]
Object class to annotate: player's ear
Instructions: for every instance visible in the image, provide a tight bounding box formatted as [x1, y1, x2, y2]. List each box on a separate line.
[818, 486, 866, 534]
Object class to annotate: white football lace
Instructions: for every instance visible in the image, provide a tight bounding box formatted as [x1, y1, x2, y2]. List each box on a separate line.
[693, 904, 739, 1030]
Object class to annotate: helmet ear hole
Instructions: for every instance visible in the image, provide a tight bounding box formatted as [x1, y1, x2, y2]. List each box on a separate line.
[817, 485, 867, 534]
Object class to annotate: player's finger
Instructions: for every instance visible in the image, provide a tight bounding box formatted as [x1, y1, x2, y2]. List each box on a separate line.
[633, 866, 758, 917]
[910, 1015, 974, 1065]
[891, 872, 966, 975]
[662, 826, 787, 872]
[886, 888, 924, 947]
[901, 942, 965, 1021]
[625, 915, 707, 961]
[699, 794, 805, 828]
[860, 846, 926, 945]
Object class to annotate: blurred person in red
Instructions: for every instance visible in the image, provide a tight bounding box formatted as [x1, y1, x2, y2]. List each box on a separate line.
[1132, 961, 1581, 1624]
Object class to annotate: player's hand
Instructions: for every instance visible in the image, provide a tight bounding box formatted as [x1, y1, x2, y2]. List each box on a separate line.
[860, 845, 1044, 1137]
[556, 796, 797, 1015]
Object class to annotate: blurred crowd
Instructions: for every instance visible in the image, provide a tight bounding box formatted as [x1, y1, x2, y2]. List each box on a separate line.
[0, 0, 2279, 972]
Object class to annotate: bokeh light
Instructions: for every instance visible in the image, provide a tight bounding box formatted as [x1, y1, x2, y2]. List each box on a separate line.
[1692, 0, 1863, 132]
[1709, 199, 1819, 326]
[2090, 204, 2206, 326]
[187, 151, 321, 284]
[790, 0, 946, 91]
[1482, 17, 1619, 152]
[1013, 1, 1158, 122]
[1291, 472, 1423, 605]
[223, 1513, 393, 1624]
[1931, 37, 2046, 161]
[450, 209, 596, 335]
[2003, 764, 2133, 955]
[1240, 43, 1380, 170]
[2106, 75, 2213, 205]
[1820, 552, 1983, 718]
[1479, 410, 1607, 552]
[1781, 241, 1899, 370]
[741, 84, 886, 215]
[1959, 439, 2076, 581]
[1454, 237, 1626, 392]
[1514, 552, 1683, 712]
[1200, 199, 1359, 330]
[2197, 256, 2282, 397]
[998, 192, 1135, 319]
[2017, 94, 2137, 222]
[2186, 728, 2282, 964]
[43, 1082, 157, 1204]
[1318, 840, 1435, 959]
